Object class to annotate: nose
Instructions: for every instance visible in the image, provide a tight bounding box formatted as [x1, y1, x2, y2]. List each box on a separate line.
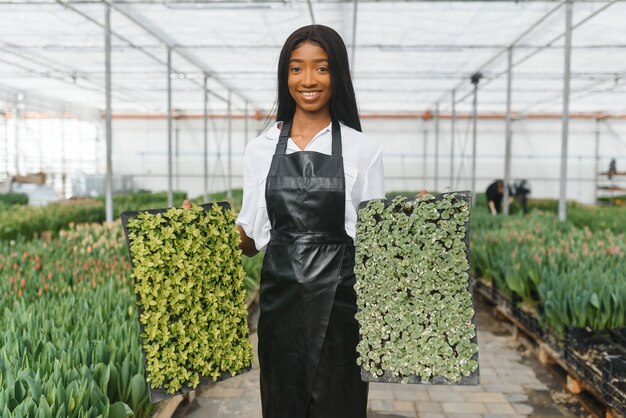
[302, 68, 316, 87]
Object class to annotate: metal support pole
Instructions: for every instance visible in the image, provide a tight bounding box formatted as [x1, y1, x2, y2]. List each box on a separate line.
[13, 103, 19, 175]
[306, 0, 316, 24]
[244, 100, 249, 148]
[2, 113, 8, 179]
[77, 120, 83, 174]
[227, 91, 232, 200]
[175, 120, 180, 191]
[450, 90, 456, 189]
[38, 116, 43, 172]
[351, 0, 358, 75]
[61, 109, 66, 199]
[503, 47, 514, 215]
[104, 4, 114, 222]
[423, 124, 428, 189]
[470, 73, 482, 206]
[203, 73, 209, 203]
[167, 47, 173, 207]
[559, 0, 573, 222]
[434, 103, 440, 192]
[95, 129, 99, 176]
[593, 118, 600, 205]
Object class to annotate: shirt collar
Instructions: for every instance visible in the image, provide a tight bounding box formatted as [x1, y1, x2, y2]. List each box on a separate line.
[264, 121, 333, 141]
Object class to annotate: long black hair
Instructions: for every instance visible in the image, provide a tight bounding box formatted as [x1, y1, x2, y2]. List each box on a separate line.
[275, 25, 361, 132]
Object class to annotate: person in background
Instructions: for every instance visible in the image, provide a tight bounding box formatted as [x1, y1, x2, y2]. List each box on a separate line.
[512, 179, 531, 214]
[608, 158, 617, 180]
[485, 179, 506, 215]
[236, 25, 384, 418]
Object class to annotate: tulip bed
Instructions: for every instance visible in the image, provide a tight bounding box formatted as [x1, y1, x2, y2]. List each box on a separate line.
[0, 192, 28, 207]
[96, 191, 189, 218]
[0, 189, 250, 244]
[0, 191, 191, 242]
[0, 222, 155, 417]
[0, 216, 262, 417]
[0, 199, 104, 242]
[471, 211, 626, 335]
[470, 207, 626, 414]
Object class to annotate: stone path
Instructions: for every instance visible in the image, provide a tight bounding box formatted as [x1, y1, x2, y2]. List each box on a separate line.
[180, 299, 584, 418]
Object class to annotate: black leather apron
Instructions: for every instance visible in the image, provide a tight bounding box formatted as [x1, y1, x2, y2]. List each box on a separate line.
[258, 120, 368, 418]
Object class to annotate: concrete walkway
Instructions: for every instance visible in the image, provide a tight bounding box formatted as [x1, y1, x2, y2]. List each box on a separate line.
[180, 299, 584, 418]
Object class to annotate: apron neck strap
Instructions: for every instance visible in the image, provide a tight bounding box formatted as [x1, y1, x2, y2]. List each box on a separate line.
[330, 119, 341, 156]
[276, 120, 292, 155]
[275, 119, 342, 156]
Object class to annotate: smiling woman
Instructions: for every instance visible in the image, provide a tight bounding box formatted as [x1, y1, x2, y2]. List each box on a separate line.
[287, 43, 332, 145]
[235, 25, 384, 418]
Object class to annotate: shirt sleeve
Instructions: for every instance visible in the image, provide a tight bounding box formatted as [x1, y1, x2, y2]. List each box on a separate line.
[235, 146, 272, 252]
[360, 146, 385, 201]
[235, 154, 258, 240]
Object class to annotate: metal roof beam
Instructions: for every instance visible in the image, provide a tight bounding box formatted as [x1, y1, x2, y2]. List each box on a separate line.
[518, 70, 626, 114]
[496, 0, 619, 79]
[4, 0, 622, 4]
[102, 0, 256, 111]
[55, 0, 240, 108]
[306, 0, 316, 23]
[12, 43, 626, 50]
[0, 44, 153, 108]
[444, 0, 619, 108]
[434, 0, 567, 107]
[3, 70, 621, 82]
[0, 84, 99, 118]
[351, 0, 358, 74]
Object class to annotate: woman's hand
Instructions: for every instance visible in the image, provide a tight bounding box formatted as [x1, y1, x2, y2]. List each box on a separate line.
[182, 199, 258, 256]
[238, 226, 258, 257]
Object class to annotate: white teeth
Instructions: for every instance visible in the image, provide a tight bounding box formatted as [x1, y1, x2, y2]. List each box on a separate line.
[301, 91, 319, 97]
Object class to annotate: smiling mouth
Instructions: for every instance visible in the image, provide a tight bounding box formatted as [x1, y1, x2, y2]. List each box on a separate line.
[299, 91, 321, 97]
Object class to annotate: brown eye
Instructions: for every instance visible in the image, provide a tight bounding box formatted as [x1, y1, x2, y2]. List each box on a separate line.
[290, 66, 301, 73]
[318, 66, 329, 73]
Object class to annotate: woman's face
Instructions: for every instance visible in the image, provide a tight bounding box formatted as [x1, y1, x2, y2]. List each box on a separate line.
[288, 42, 332, 115]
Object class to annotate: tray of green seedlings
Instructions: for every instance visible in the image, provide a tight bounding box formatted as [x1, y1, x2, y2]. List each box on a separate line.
[121, 202, 253, 402]
[354, 192, 479, 385]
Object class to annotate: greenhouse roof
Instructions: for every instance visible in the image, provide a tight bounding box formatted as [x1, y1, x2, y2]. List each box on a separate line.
[0, 0, 625, 117]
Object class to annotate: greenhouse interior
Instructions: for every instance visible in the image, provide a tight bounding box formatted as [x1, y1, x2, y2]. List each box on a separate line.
[1, 0, 625, 417]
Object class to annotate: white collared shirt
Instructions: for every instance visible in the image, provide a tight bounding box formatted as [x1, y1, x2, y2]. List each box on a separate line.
[236, 121, 385, 252]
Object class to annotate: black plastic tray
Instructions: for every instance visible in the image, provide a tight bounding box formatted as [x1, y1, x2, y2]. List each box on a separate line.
[603, 355, 626, 416]
[355, 191, 479, 385]
[474, 280, 498, 305]
[120, 202, 252, 403]
[512, 305, 544, 340]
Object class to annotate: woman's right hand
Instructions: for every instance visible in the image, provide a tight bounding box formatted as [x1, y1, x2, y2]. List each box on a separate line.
[238, 226, 258, 257]
[182, 199, 258, 256]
